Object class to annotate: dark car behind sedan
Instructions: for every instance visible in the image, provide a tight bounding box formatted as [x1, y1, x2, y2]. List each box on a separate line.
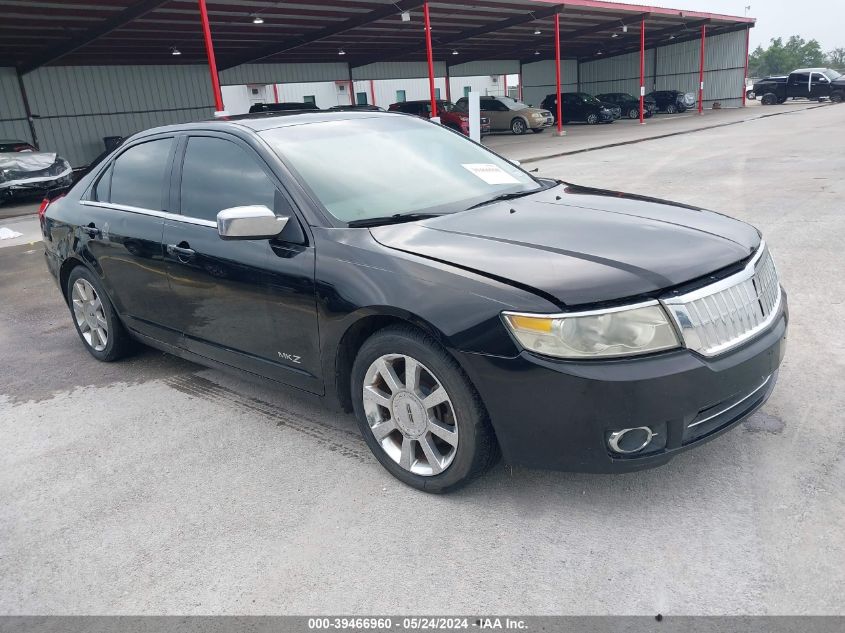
[647, 90, 696, 113]
[42, 110, 787, 493]
[541, 92, 615, 124]
[595, 93, 657, 119]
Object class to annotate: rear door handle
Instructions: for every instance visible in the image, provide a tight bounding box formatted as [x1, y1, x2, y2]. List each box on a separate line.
[82, 223, 100, 237]
[166, 243, 196, 259]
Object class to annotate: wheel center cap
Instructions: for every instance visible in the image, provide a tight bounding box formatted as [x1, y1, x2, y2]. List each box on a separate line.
[391, 392, 427, 438]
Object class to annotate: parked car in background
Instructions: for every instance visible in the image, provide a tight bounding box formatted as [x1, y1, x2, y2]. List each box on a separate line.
[647, 90, 696, 113]
[248, 102, 320, 113]
[540, 92, 614, 125]
[0, 139, 37, 153]
[754, 68, 845, 104]
[455, 95, 553, 135]
[41, 110, 787, 492]
[1, 147, 73, 203]
[388, 100, 490, 136]
[595, 92, 657, 119]
[598, 99, 623, 120]
[328, 104, 384, 112]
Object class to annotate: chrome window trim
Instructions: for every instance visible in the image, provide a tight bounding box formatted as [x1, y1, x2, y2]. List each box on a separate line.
[688, 374, 772, 428]
[80, 200, 217, 228]
[660, 241, 783, 358]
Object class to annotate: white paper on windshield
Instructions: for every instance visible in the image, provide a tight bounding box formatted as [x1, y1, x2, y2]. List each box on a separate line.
[461, 163, 520, 185]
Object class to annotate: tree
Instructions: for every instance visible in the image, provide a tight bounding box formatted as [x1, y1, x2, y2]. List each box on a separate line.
[828, 48, 845, 70]
[748, 35, 828, 77]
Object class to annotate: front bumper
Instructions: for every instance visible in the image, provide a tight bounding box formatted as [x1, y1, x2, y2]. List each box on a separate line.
[457, 298, 788, 473]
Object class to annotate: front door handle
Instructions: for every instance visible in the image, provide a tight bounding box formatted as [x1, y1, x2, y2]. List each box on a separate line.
[82, 223, 101, 237]
[167, 243, 196, 260]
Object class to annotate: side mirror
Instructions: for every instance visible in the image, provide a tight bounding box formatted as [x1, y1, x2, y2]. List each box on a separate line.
[217, 205, 288, 240]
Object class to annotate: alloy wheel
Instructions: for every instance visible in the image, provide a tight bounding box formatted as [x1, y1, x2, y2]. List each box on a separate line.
[512, 119, 526, 134]
[71, 279, 108, 352]
[362, 354, 459, 476]
[628, 108, 639, 119]
[587, 114, 598, 124]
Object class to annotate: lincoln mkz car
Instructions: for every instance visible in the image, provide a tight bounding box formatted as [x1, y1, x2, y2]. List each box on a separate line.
[41, 111, 788, 493]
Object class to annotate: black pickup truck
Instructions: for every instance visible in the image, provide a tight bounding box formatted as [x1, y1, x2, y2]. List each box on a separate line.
[753, 68, 845, 104]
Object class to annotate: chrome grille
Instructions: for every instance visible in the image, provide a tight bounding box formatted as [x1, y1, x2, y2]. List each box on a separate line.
[662, 243, 782, 357]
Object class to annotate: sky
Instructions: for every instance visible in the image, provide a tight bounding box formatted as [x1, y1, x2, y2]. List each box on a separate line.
[620, 1, 844, 51]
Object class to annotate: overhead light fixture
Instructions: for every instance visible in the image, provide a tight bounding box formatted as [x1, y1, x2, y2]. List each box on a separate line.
[252, 15, 264, 24]
[534, 28, 541, 35]
[596, 50, 603, 55]
[622, 24, 628, 33]
[452, 49, 459, 55]
[338, 48, 346, 55]
[534, 50, 540, 55]
[611, 33, 619, 38]
[401, 10, 411, 22]
[669, 34, 676, 40]
[170, 46, 181, 56]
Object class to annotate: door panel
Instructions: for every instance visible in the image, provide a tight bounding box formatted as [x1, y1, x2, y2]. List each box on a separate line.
[163, 221, 321, 392]
[82, 136, 179, 344]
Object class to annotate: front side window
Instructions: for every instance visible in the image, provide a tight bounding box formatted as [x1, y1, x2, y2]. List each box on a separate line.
[303, 95, 316, 105]
[260, 116, 539, 223]
[109, 138, 173, 210]
[180, 136, 276, 222]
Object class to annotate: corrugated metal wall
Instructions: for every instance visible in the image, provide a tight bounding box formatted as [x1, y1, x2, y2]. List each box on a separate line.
[219, 62, 348, 85]
[0, 67, 33, 146]
[448, 60, 519, 77]
[521, 59, 578, 108]
[351, 61, 447, 81]
[579, 49, 656, 97]
[19, 65, 215, 167]
[654, 30, 747, 108]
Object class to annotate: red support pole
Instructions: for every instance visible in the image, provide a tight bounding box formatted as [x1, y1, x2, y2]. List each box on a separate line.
[698, 24, 706, 114]
[349, 80, 355, 105]
[742, 26, 750, 106]
[639, 18, 645, 124]
[423, 1, 437, 118]
[272, 84, 279, 104]
[554, 12, 563, 136]
[197, 0, 224, 113]
[369, 79, 376, 106]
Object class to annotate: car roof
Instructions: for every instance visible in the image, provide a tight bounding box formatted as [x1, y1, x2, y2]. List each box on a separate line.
[128, 110, 409, 138]
[793, 68, 829, 73]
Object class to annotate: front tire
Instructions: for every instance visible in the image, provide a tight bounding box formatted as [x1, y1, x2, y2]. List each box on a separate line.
[665, 103, 677, 114]
[510, 118, 527, 135]
[351, 326, 499, 493]
[66, 266, 133, 362]
[586, 113, 599, 125]
[761, 92, 777, 105]
[627, 107, 639, 119]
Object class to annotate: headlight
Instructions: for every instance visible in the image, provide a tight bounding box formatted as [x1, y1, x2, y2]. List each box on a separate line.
[531, 112, 544, 118]
[502, 302, 680, 359]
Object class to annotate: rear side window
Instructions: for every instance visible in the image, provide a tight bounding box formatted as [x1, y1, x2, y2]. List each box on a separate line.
[180, 136, 276, 222]
[109, 138, 173, 210]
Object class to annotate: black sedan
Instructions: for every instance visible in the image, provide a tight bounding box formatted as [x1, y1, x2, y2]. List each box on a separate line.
[41, 111, 787, 493]
[646, 90, 696, 113]
[595, 92, 657, 119]
[540, 92, 615, 124]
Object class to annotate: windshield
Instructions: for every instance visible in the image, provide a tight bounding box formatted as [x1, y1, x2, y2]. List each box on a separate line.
[499, 97, 530, 111]
[260, 116, 540, 223]
[823, 69, 842, 81]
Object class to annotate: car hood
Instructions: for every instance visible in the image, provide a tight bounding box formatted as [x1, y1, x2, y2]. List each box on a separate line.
[370, 183, 761, 308]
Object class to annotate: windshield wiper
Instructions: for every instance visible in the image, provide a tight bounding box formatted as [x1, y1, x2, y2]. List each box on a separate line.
[347, 213, 443, 228]
[465, 188, 543, 210]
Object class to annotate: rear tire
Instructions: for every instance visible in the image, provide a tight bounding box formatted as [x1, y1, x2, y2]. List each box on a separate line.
[627, 107, 639, 119]
[831, 91, 844, 103]
[66, 266, 133, 362]
[351, 325, 499, 493]
[586, 113, 599, 125]
[761, 92, 777, 105]
[665, 103, 677, 114]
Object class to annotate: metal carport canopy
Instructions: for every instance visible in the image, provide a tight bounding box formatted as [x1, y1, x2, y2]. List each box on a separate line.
[3, 0, 753, 75]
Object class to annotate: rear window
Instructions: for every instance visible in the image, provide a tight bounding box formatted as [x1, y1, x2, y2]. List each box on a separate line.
[108, 138, 173, 210]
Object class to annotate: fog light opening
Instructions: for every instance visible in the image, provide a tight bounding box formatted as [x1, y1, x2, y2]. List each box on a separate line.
[608, 426, 657, 455]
